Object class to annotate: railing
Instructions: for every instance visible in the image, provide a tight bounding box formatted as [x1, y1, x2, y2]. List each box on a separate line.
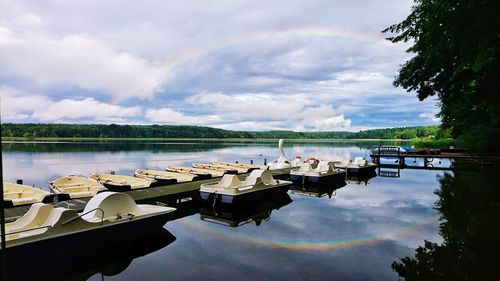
[5, 225, 52, 236]
[62, 207, 104, 226]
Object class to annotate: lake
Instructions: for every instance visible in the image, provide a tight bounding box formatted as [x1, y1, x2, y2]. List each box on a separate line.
[2, 140, 493, 281]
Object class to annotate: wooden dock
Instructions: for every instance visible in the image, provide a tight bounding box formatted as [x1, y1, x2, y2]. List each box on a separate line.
[4, 168, 291, 222]
[370, 151, 500, 170]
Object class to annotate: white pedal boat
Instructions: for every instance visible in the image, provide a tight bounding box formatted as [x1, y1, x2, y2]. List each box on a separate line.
[268, 139, 303, 170]
[335, 157, 377, 176]
[198, 170, 292, 207]
[3, 192, 176, 252]
[289, 161, 346, 187]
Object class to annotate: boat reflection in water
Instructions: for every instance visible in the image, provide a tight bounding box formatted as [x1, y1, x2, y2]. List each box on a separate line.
[289, 180, 347, 198]
[345, 171, 377, 186]
[5, 228, 176, 281]
[198, 193, 292, 227]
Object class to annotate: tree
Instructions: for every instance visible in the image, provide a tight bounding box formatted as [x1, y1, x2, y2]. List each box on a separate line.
[383, 0, 500, 153]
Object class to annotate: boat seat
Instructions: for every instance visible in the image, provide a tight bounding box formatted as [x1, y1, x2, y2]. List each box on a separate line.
[217, 175, 243, 188]
[244, 170, 275, 186]
[298, 163, 316, 173]
[4, 191, 36, 199]
[5, 203, 53, 234]
[315, 161, 335, 173]
[336, 159, 351, 168]
[68, 191, 95, 198]
[8, 208, 78, 239]
[82, 192, 140, 221]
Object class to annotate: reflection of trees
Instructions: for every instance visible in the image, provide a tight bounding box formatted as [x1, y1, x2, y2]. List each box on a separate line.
[392, 171, 500, 281]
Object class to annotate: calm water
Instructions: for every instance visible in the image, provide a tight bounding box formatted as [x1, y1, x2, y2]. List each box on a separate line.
[1, 140, 474, 280]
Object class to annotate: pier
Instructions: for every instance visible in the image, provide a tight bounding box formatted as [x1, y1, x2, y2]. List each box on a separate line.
[370, 146, 500, 171]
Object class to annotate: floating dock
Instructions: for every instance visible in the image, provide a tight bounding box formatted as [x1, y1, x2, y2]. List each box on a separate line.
[370, 151, 500, 171]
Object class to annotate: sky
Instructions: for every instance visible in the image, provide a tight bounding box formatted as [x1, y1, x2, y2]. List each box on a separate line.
[0, 0, 440, 132]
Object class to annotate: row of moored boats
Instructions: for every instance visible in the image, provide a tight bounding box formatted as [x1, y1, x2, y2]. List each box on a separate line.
[2, 139, 378, 255]
[3, 140, 376, 208]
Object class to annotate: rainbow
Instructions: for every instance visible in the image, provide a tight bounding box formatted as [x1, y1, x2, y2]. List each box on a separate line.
[179, 215, 439, 251]
[164, 26, 387, 71]
[109, 26, 388, 104]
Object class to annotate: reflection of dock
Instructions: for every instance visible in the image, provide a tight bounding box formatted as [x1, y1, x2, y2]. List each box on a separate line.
[4, 168, 292, 222]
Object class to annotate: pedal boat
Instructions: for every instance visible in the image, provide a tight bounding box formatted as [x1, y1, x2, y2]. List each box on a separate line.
[89, 173, 157, 191]
[133, 169, 185, 185]
[198, 169, 292, 207]
[3, 192, 176, 254]
[192, 163, 239, 174]
[289, 161, 346, 187]
[268, 139, 303, 170]
[166, 165, 224, 178]
[3, 182, 56, 208]
[212, 161, 268, 171]
[337, 157, 377, 176]
[49, 175, 106, 200]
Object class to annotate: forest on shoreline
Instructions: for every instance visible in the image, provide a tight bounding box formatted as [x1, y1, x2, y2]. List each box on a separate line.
[1, 123, 449, 141]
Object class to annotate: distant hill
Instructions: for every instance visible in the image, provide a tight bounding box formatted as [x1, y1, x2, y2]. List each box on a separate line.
[1, 123, 448, 140]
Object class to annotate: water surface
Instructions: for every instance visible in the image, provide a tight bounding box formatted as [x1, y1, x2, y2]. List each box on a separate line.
[2, 140, 448, 280]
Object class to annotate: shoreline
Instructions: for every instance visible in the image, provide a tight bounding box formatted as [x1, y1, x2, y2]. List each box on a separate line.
[2, 137, 415, 142]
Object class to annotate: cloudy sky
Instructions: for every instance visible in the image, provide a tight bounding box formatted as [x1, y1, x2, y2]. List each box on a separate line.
[0, 0, 440, 131]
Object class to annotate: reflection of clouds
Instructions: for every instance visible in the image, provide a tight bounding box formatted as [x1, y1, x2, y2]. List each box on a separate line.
[3, 142, 443, 280]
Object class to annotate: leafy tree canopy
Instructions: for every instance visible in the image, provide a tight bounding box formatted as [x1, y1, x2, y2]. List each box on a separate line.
[383, 0, 500, 153]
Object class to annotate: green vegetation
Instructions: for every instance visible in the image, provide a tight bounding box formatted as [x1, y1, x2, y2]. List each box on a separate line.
[383, 0, 500, 153]
[392, 169, 500, 281]
[1, 123, 450, 141]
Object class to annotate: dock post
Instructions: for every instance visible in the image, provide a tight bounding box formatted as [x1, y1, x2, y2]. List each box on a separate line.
[0, 101, 9, 281]
[377, 145, 381, 165]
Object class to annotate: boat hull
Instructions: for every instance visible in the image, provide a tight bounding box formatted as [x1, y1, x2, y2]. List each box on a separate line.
[3, 193, 56, 208]
[5, 228, 176, 281]
[198, 184, 290, 208]
[6, 210, 173, 255]
[149, 178, 177, 186]
[346, 165, 377, 177]
[289, 171, 346, 187]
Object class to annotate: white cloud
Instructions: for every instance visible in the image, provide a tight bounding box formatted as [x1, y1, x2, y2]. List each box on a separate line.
[184, 92, 351, 131]
[1, 87, 140, 122]
[419, 112, 441, 123]
[0, 0, 439, 130]
[0, 26, 167, 99]
[144, 108, 221, 125]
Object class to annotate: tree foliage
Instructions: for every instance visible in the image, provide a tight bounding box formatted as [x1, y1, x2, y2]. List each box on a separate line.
[1, 123, 446, 140]
[383, 0, 500, 152]
[392, 169, 500, 280]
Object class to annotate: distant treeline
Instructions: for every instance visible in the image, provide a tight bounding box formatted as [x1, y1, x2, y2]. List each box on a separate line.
[1, 123, 449, 140]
